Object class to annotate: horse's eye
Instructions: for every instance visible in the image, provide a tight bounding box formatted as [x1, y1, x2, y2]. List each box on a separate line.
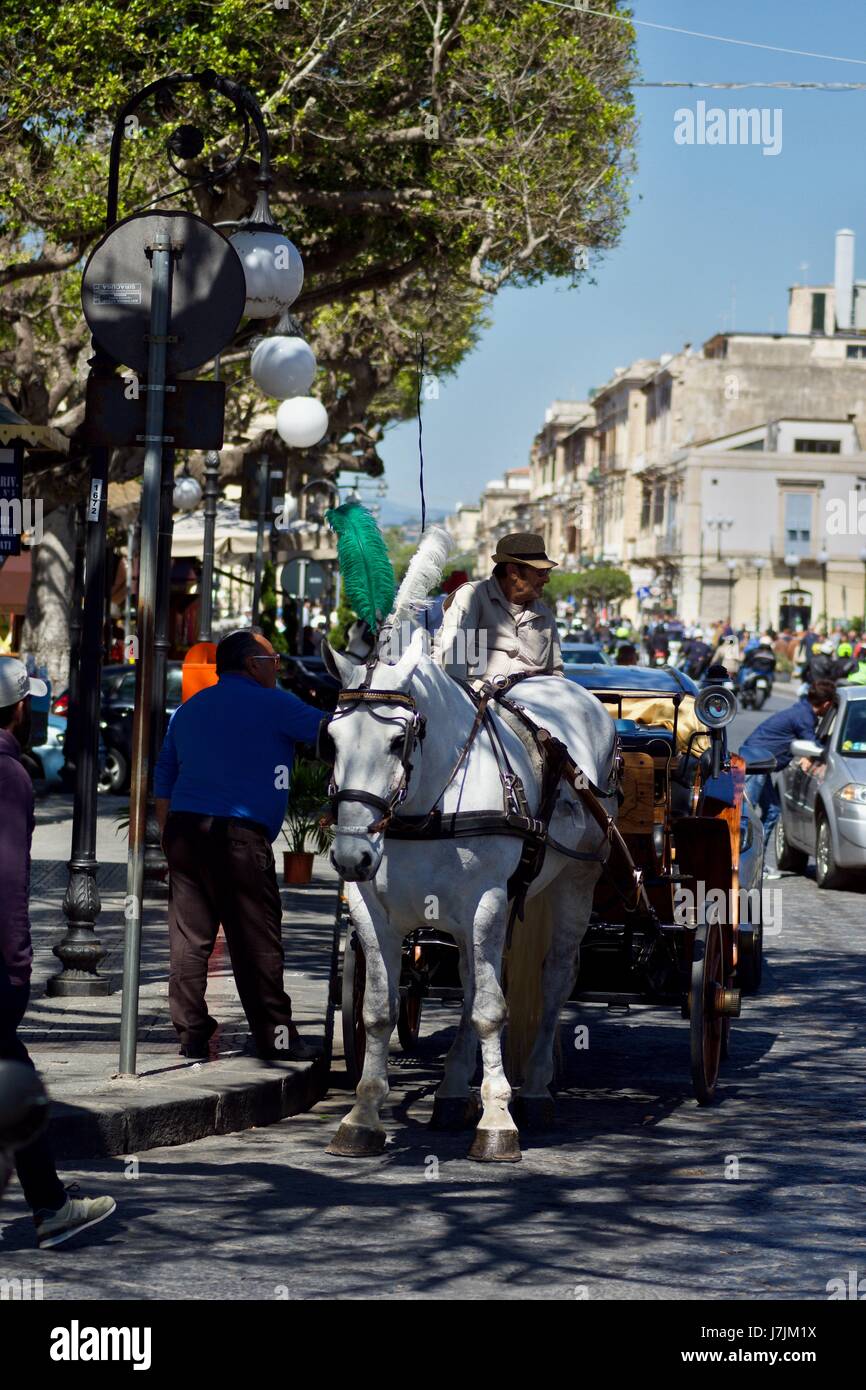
[389, 736, 404, 754]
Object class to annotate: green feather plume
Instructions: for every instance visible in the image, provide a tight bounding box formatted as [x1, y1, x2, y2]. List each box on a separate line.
[325, 498, 396, 630]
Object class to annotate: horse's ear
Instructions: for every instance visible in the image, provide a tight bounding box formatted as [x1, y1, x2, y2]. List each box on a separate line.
[321, 640, 357, 687]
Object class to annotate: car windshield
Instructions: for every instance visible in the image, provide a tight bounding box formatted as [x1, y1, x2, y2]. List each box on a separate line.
[838, 701, 866, 758]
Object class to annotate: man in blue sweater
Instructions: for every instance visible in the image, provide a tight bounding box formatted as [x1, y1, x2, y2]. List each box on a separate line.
[154, 628, 324, 1061]
[738, 679, 837, 869]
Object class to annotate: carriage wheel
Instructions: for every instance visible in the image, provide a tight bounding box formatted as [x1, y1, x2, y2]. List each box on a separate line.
[397, 986, 424, 1051]
[689, 917, 724, 1105]
[341, 926, 366, 1088]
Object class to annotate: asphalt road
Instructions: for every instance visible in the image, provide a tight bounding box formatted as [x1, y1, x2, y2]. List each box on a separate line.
[2, 686, 864, 1301]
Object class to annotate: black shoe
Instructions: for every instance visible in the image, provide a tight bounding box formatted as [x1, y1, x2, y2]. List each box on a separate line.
[283, 1033, 322, 1062]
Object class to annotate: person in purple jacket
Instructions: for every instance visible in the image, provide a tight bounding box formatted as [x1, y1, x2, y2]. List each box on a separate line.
[0, 657, 116, 1248]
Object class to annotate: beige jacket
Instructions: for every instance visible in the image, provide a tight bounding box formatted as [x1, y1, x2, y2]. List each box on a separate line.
[433, 575, 563, 682]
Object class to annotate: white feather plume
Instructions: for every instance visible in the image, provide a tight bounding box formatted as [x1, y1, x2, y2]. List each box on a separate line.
[390, 526, 453, 621]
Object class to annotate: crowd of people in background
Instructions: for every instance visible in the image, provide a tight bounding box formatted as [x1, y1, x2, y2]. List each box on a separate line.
[554, 609, 866, 691]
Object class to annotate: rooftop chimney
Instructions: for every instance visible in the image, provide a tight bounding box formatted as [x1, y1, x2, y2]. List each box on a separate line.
[835, 228, 855, 331]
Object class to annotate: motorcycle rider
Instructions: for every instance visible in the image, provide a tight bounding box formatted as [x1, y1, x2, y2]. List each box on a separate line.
[737, 637, 776, 699]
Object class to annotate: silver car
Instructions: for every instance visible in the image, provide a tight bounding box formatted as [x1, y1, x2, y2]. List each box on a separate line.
[775, 686, 866, 890]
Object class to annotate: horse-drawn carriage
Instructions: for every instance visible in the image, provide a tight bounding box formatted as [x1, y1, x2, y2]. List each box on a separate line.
[336, 663, 765, 1110]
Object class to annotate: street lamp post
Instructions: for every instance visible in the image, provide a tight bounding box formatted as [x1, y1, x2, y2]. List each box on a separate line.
[784, 551, 800, 629]
[725, 557, 737, 626]
[706, 515, 734, 561]
[752, 556, 768, 631]
[197, 450, 221, 642]
[817, 547, 829, 629]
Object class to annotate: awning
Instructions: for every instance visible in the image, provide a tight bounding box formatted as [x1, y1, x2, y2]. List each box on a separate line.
[170, 499, 260, 559]
[0, 402, 69, 453]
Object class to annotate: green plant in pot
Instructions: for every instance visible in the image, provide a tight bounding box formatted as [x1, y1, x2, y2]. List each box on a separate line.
[283, 757, 334, 884]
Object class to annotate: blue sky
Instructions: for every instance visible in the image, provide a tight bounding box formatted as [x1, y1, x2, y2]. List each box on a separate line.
[375, 0, 866, 515]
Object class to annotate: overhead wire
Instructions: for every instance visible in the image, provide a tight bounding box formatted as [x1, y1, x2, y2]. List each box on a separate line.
[535, 1, 866, 68]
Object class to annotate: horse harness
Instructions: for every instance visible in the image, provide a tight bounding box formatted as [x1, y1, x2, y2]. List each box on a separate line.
[320, 662, 647, 922]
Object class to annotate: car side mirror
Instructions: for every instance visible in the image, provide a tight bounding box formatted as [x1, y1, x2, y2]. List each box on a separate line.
[790, 738, 824, 760]
[744, 756, 776, 774]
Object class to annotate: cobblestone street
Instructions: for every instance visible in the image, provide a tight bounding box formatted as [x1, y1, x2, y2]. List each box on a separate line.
[2, 698, 864, 1301]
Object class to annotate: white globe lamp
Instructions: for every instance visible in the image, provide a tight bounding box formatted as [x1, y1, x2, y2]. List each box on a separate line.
[229, 229, 304, 318]
[250, 335, 317, 398]
[275, 397, 329, 448]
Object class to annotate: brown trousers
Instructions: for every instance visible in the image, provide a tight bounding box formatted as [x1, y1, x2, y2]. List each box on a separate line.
[164, 813, 294, 1054]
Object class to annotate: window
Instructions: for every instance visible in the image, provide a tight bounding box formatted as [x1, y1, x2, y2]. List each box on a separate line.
[653, 484, 665, 527]
[640, 486, 651, 530]
[783, 492, 812, 554]
[838, 702, 866, 757]
[793, 438, 841, 454]
[811, 292, 826, 333]
[846, 344, 866, 360]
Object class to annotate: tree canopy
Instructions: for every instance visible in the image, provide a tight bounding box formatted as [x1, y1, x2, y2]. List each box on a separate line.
[0, 1, 637, 508]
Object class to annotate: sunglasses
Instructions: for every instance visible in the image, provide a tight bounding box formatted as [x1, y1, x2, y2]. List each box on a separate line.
[250, 654, 282, 666]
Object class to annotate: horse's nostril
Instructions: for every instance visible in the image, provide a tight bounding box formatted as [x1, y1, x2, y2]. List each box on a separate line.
[358, 851, 372, 871]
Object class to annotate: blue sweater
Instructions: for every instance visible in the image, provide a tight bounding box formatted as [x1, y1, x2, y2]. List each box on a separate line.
[154, 674, 324, 841]
[738, 697, 818, 772]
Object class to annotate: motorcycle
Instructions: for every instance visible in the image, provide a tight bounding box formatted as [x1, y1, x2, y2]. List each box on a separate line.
[738, 665, 774, 710]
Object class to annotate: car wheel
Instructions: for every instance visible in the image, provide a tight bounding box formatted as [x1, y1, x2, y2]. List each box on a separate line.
[774, 814, 807, 873]
[98, 748, 129, 794]
[815, 816, 849, 891]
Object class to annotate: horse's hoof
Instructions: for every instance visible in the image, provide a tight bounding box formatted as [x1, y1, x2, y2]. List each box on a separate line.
[326, 1122, 386, 1157]
[512, 1095, 555, 1132]
[429, 1095, 481, 1131]
[468, 1127, 521, 1163]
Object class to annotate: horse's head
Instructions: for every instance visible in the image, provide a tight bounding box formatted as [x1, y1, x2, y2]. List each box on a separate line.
[322, 627, 430, 880]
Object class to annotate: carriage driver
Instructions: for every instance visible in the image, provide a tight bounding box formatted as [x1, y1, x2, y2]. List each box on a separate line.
[433, 532, 564, 685]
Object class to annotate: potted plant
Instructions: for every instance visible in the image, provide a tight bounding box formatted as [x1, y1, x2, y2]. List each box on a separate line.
[282, 757, 333, 885]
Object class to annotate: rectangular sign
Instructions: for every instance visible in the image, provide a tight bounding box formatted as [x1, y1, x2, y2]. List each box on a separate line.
[0, 446, 23, 558]
[88, 477, 103, 522]
[91, 281, 142, 305]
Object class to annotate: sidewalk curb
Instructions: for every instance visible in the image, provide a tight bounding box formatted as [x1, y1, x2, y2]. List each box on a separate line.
[48, 1054, 331, 1161]
[35, 870, 344, 1160]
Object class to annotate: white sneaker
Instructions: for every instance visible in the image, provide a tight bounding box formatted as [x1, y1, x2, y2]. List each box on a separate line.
[35, 1185, 117, 1249]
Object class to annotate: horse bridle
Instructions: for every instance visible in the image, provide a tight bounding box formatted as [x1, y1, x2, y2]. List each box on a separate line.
[319, 687, 427, 833]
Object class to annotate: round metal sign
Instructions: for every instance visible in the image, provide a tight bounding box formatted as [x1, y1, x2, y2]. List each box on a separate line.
[281, 558, 328, 597]
[81, 211, 247, 375]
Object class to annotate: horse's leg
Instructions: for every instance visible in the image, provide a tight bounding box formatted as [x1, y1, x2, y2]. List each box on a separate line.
[431, 934, 480, 1130]
[467, 886, 521, 1163]
[516, 863, 598, 1128]
[328, 885, 402, 1157]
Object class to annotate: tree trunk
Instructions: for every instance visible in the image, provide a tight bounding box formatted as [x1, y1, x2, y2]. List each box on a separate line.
[20, 504, 76, 692]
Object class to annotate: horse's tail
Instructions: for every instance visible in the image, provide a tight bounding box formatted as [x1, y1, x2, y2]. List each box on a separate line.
[503, 891, 555, 1086]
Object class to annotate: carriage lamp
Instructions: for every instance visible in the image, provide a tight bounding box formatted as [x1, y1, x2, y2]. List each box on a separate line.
[694, 685, 737, 729]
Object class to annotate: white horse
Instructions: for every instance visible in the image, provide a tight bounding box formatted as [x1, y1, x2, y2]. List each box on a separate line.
[323, 627, 619, 1162]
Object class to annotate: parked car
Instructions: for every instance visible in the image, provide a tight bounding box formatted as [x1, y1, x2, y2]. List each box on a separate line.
[281, 653, 339, 711]
[95, 662, 184, 792]
[559, 642, 611, 665]
[775, 685, 866, 889]
[22, 713, 69, 791]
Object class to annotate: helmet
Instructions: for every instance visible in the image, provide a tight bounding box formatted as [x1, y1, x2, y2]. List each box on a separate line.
[819, 641, 834, 655]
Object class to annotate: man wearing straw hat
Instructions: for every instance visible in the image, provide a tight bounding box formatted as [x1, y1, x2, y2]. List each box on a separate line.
[433, 532, 563, 684]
